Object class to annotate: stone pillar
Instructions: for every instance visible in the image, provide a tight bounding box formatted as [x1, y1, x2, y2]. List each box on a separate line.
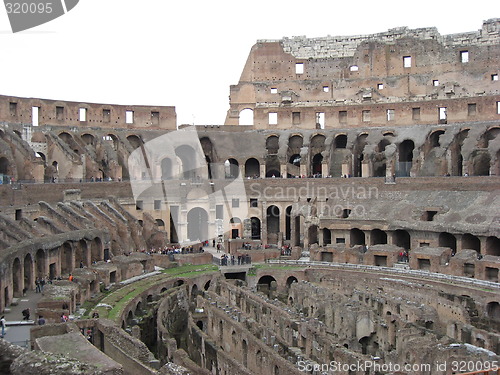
[280, 164, 287, 178]
[261, 203, 268, 246]
[321, 162, 328, 177]
[318, 228, 324, 246]
[260, 164, 266, 179]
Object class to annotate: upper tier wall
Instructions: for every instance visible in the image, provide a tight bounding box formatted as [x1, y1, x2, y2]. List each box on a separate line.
[0, 95, 177, 130]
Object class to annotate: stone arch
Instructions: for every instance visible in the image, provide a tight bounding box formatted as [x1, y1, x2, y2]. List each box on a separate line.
[486, 301, 500, 321]
[12, 257, 22, 297]
[126, 134, 142, 150]
[371, 229, 387, 245]
[187, 207, 209, 242]
[175, 144, 198, 179]
[224, 158, 239, 179]
[428, 129, 445, 148]
[450, 129, 469, 176]
[439, 232, 457, 252]
[91, 237, 103, 263]
[486, 236, 500, 256]
[287, 135, 303, 177]
[61, 241, 73, 275]
[257, 275, 277, 292]
[230, 217, 242, 239]
[244, 158, 260, 178]
[35, 249, 46, 278]
[469, 150, 490, 176]
[353, 133, 368, 177]
[393, 230, 410, 250]
[103, 133, 119, 150]
[0, 156, 10, 175]
[350, 228, 366, 245]
[266, 135, 279, 154]
[334, 134, 347, 149]
[160, 157, 174, 180]
[23, 253, 34, 292]
[191, 284, 199, 301]
[266, 205, 280, 244]
[239, 108, 254, 126]
[308, 225, 318, 245]
[322, 228, 331, 245]
[81, 133, 95, 146]
[398, 139, 415, 177]
[156, 219, 165, 229]
[242, 339, 248, 367]
[311, 153, 323, 175]
[286, 276, 298, 288]
[462, 233, 480, 252]
[285, 206, 292, 241]
[478, 126, 500, 148]
[251, 217, 261, 240]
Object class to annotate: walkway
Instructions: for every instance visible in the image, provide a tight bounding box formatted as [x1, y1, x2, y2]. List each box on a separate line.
[1, 290, 43, 348]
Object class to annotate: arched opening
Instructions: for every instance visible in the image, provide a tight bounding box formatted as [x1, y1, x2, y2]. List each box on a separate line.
[156, 219, 165, 229]
[439, 232, 457, 252]
[470, 151, 491, 176]
[127, 135, 142, 150]
[230, 217, 242, 239]
[239, 108, 254, 126]
[462, 233, 480, 252]
[257, 275, 276, 296]
[479, 127, 500, 148]
[486, 236, 500, 256]
[311, 153, 323, 176]
[486, 302, 500, 321]
[81, 133, 95, 146]
[265, 137, 280, 178]
[126, 310, 134, 326]
[103, 134, 119, 150]
[35, 249, 45, 278]
[322, 228, 331, 245]
[287, 135, 303, 177]
[175, 144, 198, 179]
[23, 254, 33, 292]
[450, 129, 469, 176]
[393, 230, 411, 250]
[0, 157, 9, 175]
[161, 158, 173, 180]
[187, 207, 208, 243]
[91, 237, 102, 263]
[350, 228, 366, 245]
[244, 158, 260, 178]
[224, 158, 239, 179]
[353, 133, 368, 177]
[61, 242, 73, 275]
[308, 225, 318, 245]
[371, 229, 387, 245]
[204, 280, 211, 291]
[12, 258, 22, 297]
[285, 206, 292, 240]
[266, 205, 280, 244]
[429, 130, 445, 148]
[191, 284, 199, 301]
[286, 276, 298, 288]
[334, 134, 347, 149]
[76, 240, 88, 268]
[398, 140, 414, 177]
[251, 217, 261, 240]
[242, 339, 248, 367]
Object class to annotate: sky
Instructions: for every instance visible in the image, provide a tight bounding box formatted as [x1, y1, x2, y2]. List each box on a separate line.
[0, 1, 497, 126]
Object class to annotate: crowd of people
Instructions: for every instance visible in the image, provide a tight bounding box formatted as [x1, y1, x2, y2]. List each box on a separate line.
[219, 253, 252, 266]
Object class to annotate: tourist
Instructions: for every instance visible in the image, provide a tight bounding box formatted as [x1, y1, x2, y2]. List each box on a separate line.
[22, 308, 30, 321]
[0, 315, 6, 337]
[37, 315, 46, 325]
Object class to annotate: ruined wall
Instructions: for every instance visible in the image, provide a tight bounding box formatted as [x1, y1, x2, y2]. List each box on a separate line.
[226, 19, 500, 129]
[0, 95, 176, 130]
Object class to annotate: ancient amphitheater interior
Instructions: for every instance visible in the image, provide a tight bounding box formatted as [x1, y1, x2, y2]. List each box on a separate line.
[0, 19, 500, 375]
